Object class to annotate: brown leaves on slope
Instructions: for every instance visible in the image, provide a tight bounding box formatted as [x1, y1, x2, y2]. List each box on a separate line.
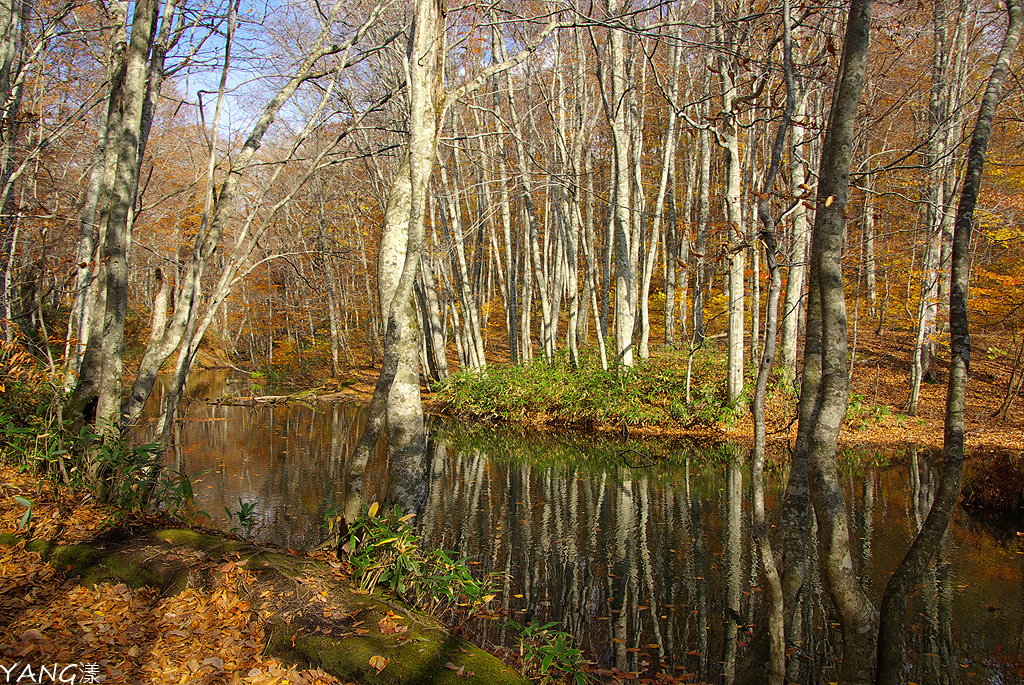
[0, 543, 345, 685]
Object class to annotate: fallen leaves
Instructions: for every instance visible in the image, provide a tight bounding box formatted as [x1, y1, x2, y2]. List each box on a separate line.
[444, 661, 475, 678]
[0, 540, 344, 685]
[368, 655, 388, 673]
[377, 617, 408, 635]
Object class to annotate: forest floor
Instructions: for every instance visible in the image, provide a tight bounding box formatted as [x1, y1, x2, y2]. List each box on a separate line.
[319, 327, 1024, 457]
[0, 461, 349, 685]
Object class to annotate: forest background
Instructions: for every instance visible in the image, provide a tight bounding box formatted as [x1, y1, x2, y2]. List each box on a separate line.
[0, 0, 1021, 447]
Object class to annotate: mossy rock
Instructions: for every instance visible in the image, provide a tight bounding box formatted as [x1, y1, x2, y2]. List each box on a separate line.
[267, 612, 526, 685]
[0, 528, 529, 685]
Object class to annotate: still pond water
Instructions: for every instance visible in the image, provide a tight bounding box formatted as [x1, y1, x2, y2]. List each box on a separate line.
[144, 372, 1024, 683]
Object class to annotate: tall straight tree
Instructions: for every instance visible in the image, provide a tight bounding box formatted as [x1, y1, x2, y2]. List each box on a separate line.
[352, 0, 558, 469]
[600, 0, 636, 367]
[713, 0, 748, 405]
[69, 0, 175, 436]
[907, 0, 969, 415]
[876, 0, 1022, 680]
[793, 0, 876, 680]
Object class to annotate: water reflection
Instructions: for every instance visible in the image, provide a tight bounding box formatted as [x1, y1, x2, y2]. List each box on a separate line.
[144, 373, 1024, 683]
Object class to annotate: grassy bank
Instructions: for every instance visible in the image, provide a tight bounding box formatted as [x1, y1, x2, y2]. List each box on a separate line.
[430, 350, 739, 432]
[427, 335, 1024, 456]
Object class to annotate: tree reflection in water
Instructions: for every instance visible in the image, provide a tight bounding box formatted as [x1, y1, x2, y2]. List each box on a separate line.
[145, 377, 1024, 684]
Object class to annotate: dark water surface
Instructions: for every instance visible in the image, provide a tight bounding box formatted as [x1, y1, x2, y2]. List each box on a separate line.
[144, 372, 1024, 683]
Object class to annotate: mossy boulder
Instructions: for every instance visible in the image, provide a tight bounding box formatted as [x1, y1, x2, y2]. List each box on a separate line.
[0, 527, 528, 685]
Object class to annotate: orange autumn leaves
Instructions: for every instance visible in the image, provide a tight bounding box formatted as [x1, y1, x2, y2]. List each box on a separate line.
[0, 545, 344, 685]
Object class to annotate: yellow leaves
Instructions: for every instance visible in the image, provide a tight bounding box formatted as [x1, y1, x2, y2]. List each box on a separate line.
[369, 655, 389, 673]
[0, 526, 342, 685]
[378, 612, 409, 635]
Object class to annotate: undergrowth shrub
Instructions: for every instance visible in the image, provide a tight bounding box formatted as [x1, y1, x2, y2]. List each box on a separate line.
[433, 348, 731, 428]
[345, 502, 503, 624]
[505, 619, 591, 685]
[0, 339, 197, 523]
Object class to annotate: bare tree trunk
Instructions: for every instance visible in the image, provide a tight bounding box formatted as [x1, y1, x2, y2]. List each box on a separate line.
[876, 2, 1022, 681]
[640, 23, 682, 359]
[417, 256, 449, 382]
[713, 0, 746, 404]
[863, 171, 877, 312]
[603, 0, 635, 367]
[352, 0, 444, 470]
[353, 0, 556, 467]
[908, 0, 962, 414]
[91, 0, 161, 434]
[798, 0, 876, 681]
[504, 69, 554, 362]
[437, 159, 485, 370]
[693, 118, 710, 347]
[780, 91, 809, 381]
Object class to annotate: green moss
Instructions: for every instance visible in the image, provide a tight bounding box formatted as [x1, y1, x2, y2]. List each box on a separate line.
[0, 534, 182, 590]
[267, 621, 528, 685]
[150, 528, 245, 553]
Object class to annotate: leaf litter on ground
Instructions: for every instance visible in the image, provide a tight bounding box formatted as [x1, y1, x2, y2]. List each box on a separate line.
[0, 463, 350, 684]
